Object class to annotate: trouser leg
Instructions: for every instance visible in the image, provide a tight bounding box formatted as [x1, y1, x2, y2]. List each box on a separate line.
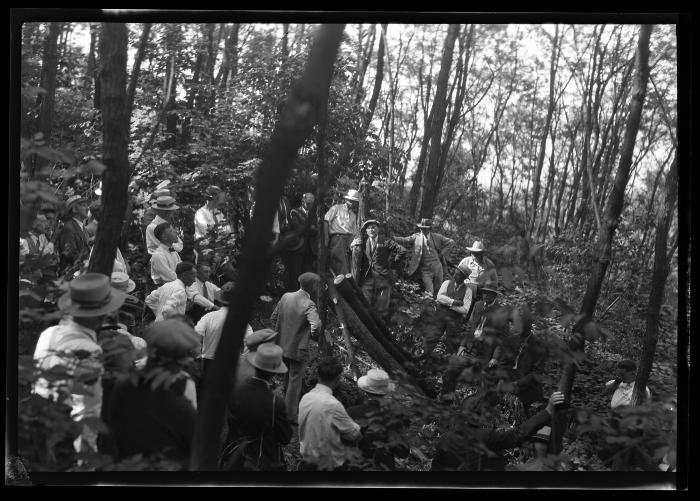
[329, 235, 352, 275]
[284, 357, 308, 424]
[441, 355, 471, 395]
[375, 275, 391, 320]
[420, 267, 435, 296]
[360, 276, 375, 305]
[423, 308, 447, 357]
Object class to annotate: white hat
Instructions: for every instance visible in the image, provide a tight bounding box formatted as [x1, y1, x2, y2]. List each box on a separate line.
[357, 369, 396, 395]
[466, 240, 486, 253]
[343, 189, 360, 202]
[111, 271, 136, 293]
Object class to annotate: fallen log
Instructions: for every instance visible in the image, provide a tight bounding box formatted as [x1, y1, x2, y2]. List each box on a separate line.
[335, 275, 412, 365]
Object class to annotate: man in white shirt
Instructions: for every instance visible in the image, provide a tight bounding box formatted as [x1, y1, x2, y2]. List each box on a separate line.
[146, 195, 184, 255]
[323, 189, 360, 276]
[298, 356, 362, 471]
[186, 260, 222, 322]
[33, 273, 127, 453]
[194, 286, 252, 381]
[605, 359, 652, 408]
[150, 222, 182, 285]
[194, 185, 231, 241]
[145, 262, 198, 321]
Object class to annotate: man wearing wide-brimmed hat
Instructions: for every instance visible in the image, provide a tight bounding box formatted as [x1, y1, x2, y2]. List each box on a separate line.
[55, 194, 91, 272]
[194, 185, 231, 241]
[145, 195, 184, 255]
[221, 343, 292, 470]
[394, 218, 455, 298]
[141, 183, 172, 231]
[458, 240, 498, 286]
[346, 369, 409, 470]
[323, 188, 360, 275]
[350, 219, 406, 320]
[33, 272, 127, 453]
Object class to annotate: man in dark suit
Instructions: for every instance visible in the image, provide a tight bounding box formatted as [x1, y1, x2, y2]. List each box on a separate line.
[55, 195, 90, 274]
[282, 192, 318, 292]
[393, 218, 455, 298]
[351, 220, 406, 321]
[271, 272, 322, 425]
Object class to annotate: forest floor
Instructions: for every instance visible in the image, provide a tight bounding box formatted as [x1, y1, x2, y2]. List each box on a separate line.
[268, 273, 679, 473]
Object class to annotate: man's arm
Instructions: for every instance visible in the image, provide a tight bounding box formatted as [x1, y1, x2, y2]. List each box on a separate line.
[144, 288, 160, 313]
[270, 302, 281, 330]
[187, 283, 216, 309]
[332, 402, 362, 441]
[392, 234, 414, 247]
[436, 280, 461, 308]
[305, 301, 322, 339]
[604, 379, 622, 396]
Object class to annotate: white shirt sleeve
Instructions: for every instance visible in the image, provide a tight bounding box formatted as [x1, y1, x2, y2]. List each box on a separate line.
[145, 288, 160, 314]
[162, 287, 187, 318]
[435, 280, 454, 307]
[151, 252, 178, 283]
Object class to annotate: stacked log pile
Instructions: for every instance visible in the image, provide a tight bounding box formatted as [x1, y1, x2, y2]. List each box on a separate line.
[328, 274, 436, 398]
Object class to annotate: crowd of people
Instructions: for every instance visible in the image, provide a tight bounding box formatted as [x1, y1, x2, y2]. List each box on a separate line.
[22, 179, 656, 472]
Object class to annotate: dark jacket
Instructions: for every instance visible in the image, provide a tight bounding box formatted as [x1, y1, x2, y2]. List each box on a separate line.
[56, 218, 89, 270]
[287, 205, 318, 255]
[393, 232, 454, 276]
[226, 377, 293, 470]
[105, 376, 196, 464]
[432, 407, 552, 471]
[351, 235, 406, 284]
[271, 289, 321, 362]
[347, 398, 410, 470]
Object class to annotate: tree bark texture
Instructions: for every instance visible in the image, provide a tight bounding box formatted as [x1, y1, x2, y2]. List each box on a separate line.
[126, 23, 152, 115]
[417, 24, 460, 220]
[631, 152, 677, 405]
[190, 24, 345, 471]
[88, 23, 130, 277]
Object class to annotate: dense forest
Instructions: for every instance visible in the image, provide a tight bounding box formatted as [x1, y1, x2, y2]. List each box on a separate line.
[12, 17, 684, 486]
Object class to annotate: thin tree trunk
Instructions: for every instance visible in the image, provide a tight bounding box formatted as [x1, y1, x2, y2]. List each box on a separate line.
[126, 23, 152, 115]
[33, 22, 61, 178]
[552, 24, 653, 454]
[190, 24, 345, 471]
[89, 23, 130, 276]
[631, 152, 677, 405]
[363, 24, 387, 134]
[528, 24, 560, 238]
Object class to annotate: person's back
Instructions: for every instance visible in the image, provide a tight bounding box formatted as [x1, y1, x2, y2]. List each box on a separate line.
[106, 376, 196, 462]
[298, 356, 361, 471]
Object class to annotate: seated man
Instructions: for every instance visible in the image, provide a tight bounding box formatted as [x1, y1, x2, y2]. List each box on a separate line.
[604, 359, 651, 408]
[346, 369, 409, 470]
[145, 262, 198, 321]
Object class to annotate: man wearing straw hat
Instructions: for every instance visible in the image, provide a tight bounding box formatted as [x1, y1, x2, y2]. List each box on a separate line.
[458, 240, 498, 286]
[439, 279, 502, 402]
[323, 188, 360, 276]
[394, 218, 455, 298]
[141, 183, 171, 234]
[347, 369, 409, 470]
[221, 343, 293, 470]
[55, 194, 91, 272]
[350, 219, 406, 321]
[145, 195, 184, 255]
[33, 272, 127, 453]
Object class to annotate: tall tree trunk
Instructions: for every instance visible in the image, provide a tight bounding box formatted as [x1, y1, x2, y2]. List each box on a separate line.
[190, 24, 345, 471]
[353, 24, 376, 105]
[631, 152, 677, 405]
[88, 23, 130, 276]
[417, 24, 460, 219]
[33, 22, 61, 178]
[126, 23, 152, 115]
[528, 24, 560, 238]
[363, 24, 387, 134]
[554, 128, 575, 236]
[551, 24, 653, 453]
[281, 23, 290, 59]
[86, 22, 97, 93]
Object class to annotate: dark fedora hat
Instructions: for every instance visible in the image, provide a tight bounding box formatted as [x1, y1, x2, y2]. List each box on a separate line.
[416, 218, 432, 229]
